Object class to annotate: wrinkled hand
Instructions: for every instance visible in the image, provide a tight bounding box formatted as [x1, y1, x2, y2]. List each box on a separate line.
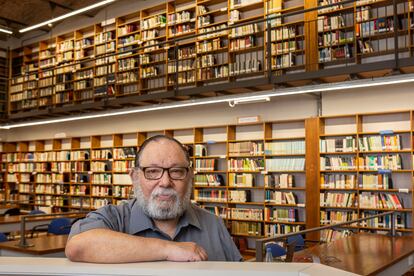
[165, 241, 208, 262]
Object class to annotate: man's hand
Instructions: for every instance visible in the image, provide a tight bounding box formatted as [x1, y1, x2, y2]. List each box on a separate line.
[164, 241, 208, 262]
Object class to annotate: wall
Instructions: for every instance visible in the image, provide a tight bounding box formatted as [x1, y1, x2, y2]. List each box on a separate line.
[4, 94, 317, 141]
[3, 81, 414, 142]
[322, 82, 414, 115]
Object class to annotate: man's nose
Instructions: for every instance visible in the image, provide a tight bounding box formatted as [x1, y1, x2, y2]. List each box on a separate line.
[158, 169, 172, 187]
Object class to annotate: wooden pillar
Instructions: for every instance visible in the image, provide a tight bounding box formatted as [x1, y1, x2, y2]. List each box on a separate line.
[304, 0, 319, 72]
[305, 117, 320, 242]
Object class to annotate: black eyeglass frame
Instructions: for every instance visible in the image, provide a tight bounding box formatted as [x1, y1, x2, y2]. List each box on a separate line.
[136, 166, 191, 180]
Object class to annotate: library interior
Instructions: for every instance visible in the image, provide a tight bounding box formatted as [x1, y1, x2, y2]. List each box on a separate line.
[0, 0, 414, 275]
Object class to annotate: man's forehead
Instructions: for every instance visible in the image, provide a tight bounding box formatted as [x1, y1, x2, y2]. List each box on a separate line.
[140, 139, 187, 161]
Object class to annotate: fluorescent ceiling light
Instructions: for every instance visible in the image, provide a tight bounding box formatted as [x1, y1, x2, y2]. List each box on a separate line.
[229, 96, 270, 107]
[0, 27, 12, 34]
[2, 73, 414, 130]
[19, 0, 116, 33]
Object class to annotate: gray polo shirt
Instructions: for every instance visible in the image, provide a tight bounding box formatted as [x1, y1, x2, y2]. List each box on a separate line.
[70, 199, 243, 262]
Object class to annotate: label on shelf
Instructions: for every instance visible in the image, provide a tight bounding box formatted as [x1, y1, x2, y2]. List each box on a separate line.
[378, 169, 391, 174]
[261, 171, 268, 175]
[219, 155, 226, 159]
[399, 188, 409, 193]
[220, 7, 227, 11]
[297, 203, 305, 207]
[32, 172, 37, 175]
[88, 171, 93, 175]
[206, 140, 216, 144]
[379, 130, 394, 135]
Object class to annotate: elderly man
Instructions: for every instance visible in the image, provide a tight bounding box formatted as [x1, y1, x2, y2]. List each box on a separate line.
[66, 135, 242, 263]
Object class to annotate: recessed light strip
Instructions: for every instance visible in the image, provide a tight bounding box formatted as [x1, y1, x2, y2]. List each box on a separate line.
[2, 73, 414, 130]
[19, 0, 116, 33]
[0, 27, 13, 34]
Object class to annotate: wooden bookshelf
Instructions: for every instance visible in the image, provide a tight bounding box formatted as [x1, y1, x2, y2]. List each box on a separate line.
[318, 110, 414, 241]
[1, 111, 414, 251]
[6, 0, 414, 116]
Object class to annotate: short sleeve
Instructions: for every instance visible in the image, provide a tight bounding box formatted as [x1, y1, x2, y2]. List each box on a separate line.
[69, 205, 126, 237]
[217, 217, 243, 262]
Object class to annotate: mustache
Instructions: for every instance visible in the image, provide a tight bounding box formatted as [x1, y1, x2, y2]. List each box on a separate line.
[151, 188, 178, 199]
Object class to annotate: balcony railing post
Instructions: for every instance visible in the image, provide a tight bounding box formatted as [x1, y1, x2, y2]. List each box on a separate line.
[393, 0, 399, 69]
[390, 212, 396, 237]
[266, 19, 273, 83]
[174, 43, 179, 96]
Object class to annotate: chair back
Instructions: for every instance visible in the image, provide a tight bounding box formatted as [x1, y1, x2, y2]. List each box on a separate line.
[0, 233, 8, 242]
[265, 243, 286, 258]
[4, 208, 20, 216]
[287, 234, 305, 252]
[48, 218, 72, 235]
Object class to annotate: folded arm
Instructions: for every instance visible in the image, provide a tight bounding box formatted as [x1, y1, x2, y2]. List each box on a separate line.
[65, 228, 208, 263]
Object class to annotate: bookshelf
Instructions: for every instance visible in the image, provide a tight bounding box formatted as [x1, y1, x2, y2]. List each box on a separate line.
[7, 0, 414, 116]
[318, 111, 414, 242]
[140, 3, 168, 92]
[1, 112, 414, 251]
[74, 26, 95, 102]
[116, 11, 141, 97]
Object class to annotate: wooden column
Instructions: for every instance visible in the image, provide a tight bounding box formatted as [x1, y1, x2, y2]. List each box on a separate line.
[305, 117, 320, 242]
[304, 0, 319, 72]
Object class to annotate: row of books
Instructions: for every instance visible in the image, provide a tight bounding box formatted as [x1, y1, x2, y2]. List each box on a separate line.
[318, 15, 347, 32]
[320, 192, 356, 208]
[229, 173, 254, 187]
[228, 158, 264, 171]
[320, 174, 356, 189]
[360, 174, 393, 189]
[320, 137, 356, 153]
[359, 193, 403, 209]
[193, 190, 227, 202]
[264, 207, 298, 223]
[265, 158, 305, 171]
[231, 221, 262, 236]
[264, 141, 305, 155]
[118, 25, 139, 36]
[194, 174, 223, 186]
[320, 156, 356, 170]
[195, 159, 216, 171]
[356, 18, 395, 37]
[229, 141, 264, 156]
[91, 149, 113, 160]
[112, 161, 134, 172]
[264, 174, 295, 188]
[113, 185, 131, 198]
[265, 191, 297, 205]
[318, 31, 353, 47]
[360, 211, 406, 229]
[141, 15, 166, 30]
[229, 190, 250, 202]
[358, 155, 402, 170]
[320, 210, 358, 225]
[358, 135, 402, 151]
[229, 60, 261, 76]
[230, 207, 263, 220]
[264, 224, 302, 236]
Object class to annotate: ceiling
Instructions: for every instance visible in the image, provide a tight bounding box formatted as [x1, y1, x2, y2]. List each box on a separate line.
[0, 0, 110, 41]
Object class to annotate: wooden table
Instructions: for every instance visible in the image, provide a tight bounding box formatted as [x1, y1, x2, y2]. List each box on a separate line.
[293, 233, 414, 276]
[0, 215, 55, 233]
[0, 235, 67, 257]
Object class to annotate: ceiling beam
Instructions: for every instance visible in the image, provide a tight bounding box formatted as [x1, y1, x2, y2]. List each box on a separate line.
[42, 0, 95, 18]
[0, 16, 49, 33]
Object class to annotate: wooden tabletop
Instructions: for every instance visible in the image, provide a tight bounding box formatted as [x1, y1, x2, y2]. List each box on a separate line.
[294, 233, 414, 276]
[0, 235, 68, 255]
[0, 213, 84, 224]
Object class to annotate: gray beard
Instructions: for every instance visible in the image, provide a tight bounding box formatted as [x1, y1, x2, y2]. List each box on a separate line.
[134, 183, 192, 220]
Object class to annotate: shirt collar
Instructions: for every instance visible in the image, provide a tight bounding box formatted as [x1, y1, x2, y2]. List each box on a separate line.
[128, 200, 202, 235]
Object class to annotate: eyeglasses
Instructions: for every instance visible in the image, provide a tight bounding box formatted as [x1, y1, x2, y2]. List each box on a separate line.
[138, 166, 190, 180]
